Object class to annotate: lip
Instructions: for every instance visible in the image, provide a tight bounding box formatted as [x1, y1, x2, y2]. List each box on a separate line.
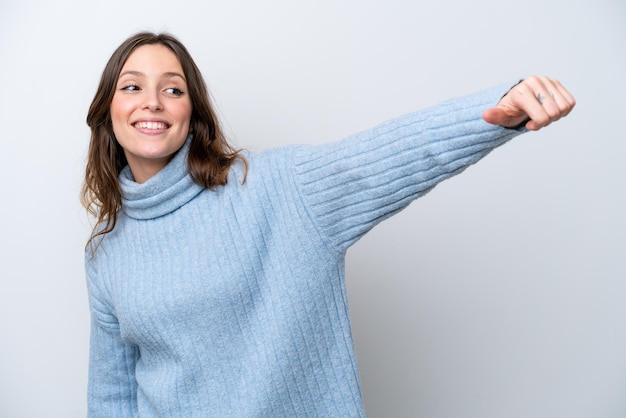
[131, 117, 171, 133]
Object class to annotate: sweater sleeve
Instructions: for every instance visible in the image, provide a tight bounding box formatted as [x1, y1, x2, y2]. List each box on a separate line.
[86, 261, 139, 418]
[294, 83, 525, 253]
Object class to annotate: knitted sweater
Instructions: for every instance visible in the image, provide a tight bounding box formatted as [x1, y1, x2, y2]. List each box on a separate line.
[86, 84, 523, 417]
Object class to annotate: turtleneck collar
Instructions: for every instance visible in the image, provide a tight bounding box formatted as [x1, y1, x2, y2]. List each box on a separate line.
[119, 136, 204, 220]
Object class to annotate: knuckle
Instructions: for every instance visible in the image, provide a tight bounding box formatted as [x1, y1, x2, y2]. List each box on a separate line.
[545, 104, 561, 118]
[536, 114, 551, 126]
[516, 82, 534, 97]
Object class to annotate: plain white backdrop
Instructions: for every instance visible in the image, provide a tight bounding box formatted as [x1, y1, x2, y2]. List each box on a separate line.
[1, 0, 624, 416]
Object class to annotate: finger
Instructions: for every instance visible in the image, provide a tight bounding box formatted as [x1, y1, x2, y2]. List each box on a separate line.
[482, 107, 509, 126]
[536, 78, 568, 115]
[535, 80, 563, 125]
[551, 80, 576, 116]
[511, 78, 550, 130]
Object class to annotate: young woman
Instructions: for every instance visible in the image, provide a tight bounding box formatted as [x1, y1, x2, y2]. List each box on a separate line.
[82, 32, 575, 417]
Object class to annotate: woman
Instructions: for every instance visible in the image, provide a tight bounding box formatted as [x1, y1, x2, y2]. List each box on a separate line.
[82, 32, 575, 417]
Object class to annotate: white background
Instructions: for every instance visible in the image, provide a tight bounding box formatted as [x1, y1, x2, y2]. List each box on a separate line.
[1, 0, 625, 416]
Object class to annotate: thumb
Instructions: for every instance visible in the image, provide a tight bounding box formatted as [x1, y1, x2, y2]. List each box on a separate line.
[482, 108, 507, 126]
[482, 107, 529, 129]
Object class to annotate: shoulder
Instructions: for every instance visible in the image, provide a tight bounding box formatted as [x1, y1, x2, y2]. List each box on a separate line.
[229, 145, 306, 184]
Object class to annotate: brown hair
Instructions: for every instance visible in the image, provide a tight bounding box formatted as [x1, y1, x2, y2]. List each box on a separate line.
[81, 32, 246, 251]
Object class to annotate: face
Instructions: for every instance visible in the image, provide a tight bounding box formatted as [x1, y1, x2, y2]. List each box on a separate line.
[110, 44, 192, 183]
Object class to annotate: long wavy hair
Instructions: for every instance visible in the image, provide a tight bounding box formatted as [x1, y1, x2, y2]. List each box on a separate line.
[81, 32, 246, 252]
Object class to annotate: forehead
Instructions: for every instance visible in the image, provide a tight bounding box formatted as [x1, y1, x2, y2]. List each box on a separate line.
[121, 44, 184, 75]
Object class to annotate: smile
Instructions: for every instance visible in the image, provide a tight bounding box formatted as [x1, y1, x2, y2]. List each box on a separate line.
[133, 121, 170, 130]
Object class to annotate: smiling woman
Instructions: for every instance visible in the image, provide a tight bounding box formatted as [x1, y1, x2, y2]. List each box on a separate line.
[81, 31, 574, 417]
[82, 32, 246, 250]
[110, 44, 192, 183]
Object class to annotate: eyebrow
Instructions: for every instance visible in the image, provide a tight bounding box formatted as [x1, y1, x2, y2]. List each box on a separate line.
[118, 70, 186, 81]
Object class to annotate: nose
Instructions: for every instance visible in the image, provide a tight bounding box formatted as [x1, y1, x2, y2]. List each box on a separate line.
[142, 90, 163, 112]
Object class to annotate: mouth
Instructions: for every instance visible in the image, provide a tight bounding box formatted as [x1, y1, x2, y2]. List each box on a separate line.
[133, 121, 170, 130]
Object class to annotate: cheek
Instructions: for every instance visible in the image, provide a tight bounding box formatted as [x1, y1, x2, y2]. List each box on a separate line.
[178, 103, 193, 131]
[109, 97, 128, 131]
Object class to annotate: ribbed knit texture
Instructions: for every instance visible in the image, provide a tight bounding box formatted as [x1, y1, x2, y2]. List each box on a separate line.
[86, 84, 523, 417]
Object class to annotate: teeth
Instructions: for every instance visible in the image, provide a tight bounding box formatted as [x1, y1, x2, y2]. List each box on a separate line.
[134, 121, 168, 130]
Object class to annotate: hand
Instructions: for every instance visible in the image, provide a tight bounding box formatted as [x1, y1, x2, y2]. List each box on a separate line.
[482, 76, 576, 131]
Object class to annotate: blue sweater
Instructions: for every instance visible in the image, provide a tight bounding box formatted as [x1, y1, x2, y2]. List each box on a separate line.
[86, 84, 523, 417]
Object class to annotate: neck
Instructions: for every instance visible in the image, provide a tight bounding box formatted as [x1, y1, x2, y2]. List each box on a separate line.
[125, 154, 173, 184]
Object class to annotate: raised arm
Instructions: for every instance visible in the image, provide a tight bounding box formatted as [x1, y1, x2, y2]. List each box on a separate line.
[293, 79, 575, 253]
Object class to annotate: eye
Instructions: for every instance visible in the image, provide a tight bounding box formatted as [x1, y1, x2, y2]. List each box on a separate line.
[165, 87, 185, 96]
[120, 84, 140, 92]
